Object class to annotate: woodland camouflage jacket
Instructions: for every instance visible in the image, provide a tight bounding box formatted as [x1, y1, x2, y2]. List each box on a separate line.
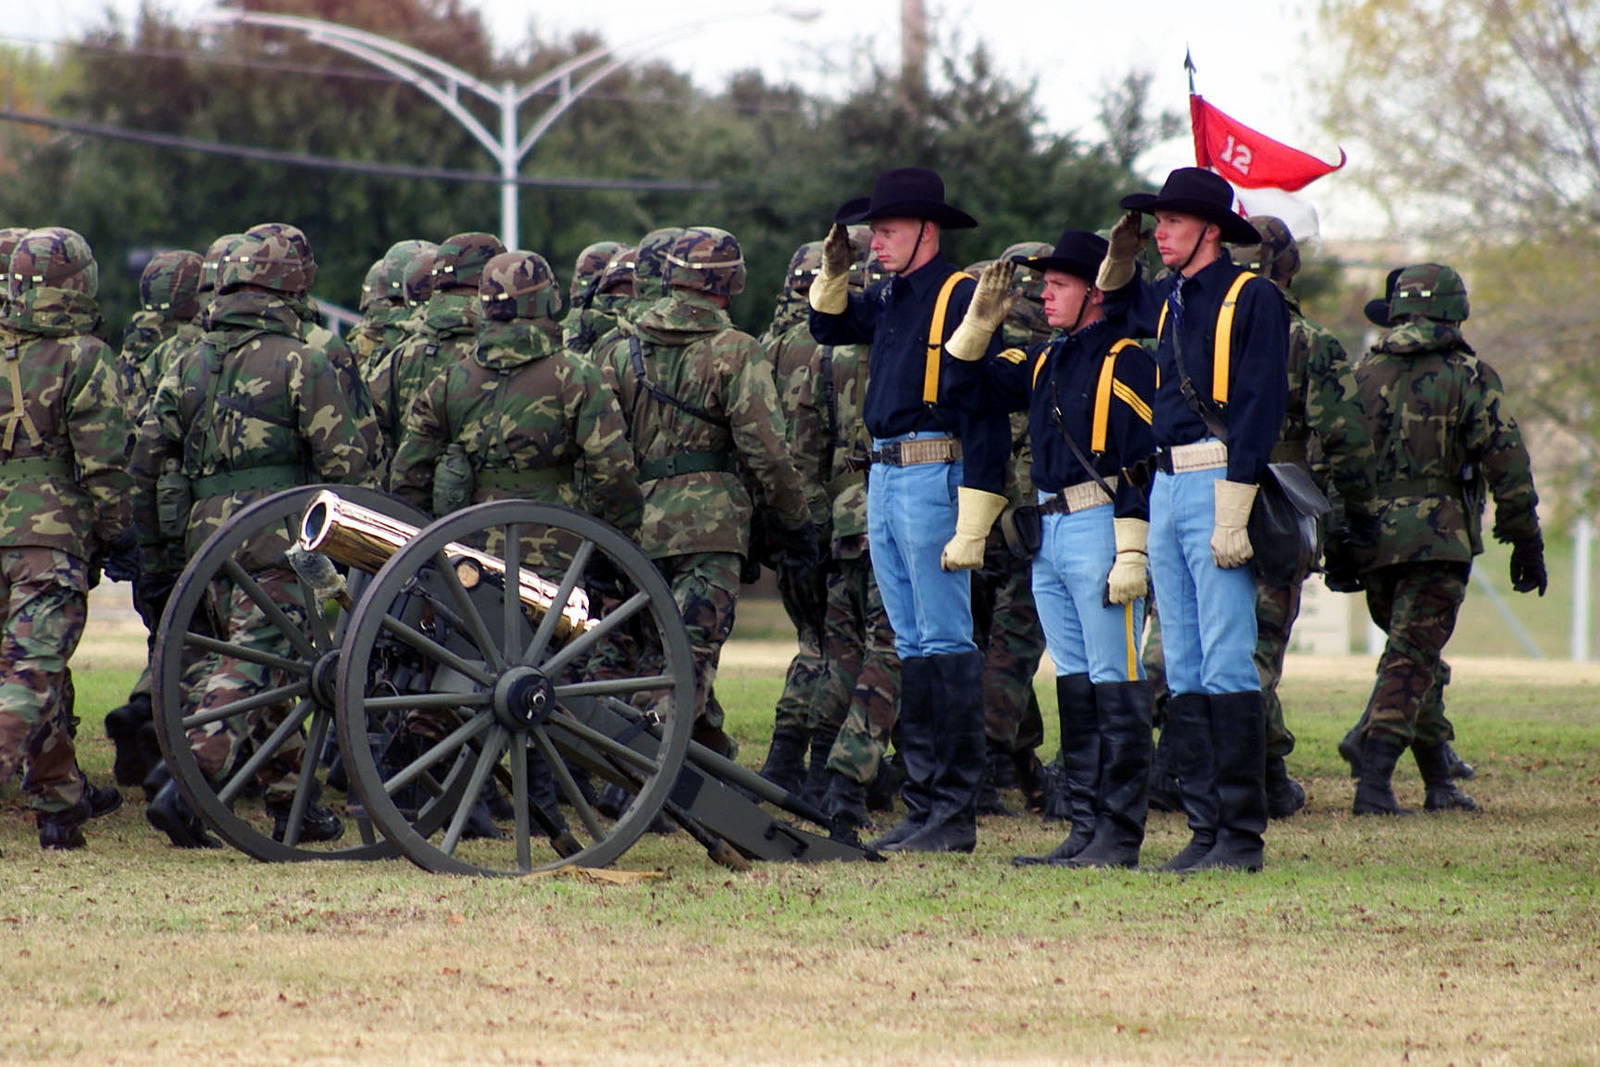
[0, 287, 133, 558]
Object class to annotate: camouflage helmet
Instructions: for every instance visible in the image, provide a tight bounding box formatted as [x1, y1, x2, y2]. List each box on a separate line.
[0, 227, 28, 278]
[432, 231, 506, 292]
[480, 250, 561, 322]
[200, 233, 244, 296]
[139, 249, 203, 321]
[1388, 262, 1470, 324]
[999, 240, 1053, 303]
[569, 240, 627, 307]
[362, 239, 435, 311]
[845, 224, 876, 287]
[217, 230, 311, 295]
[596, 245, 637, 297]
[785, 241, 824, 294]
[1230, 215, 1299, 286]
[665, 226, 746, 299]
[404, 247, 439, 307]
[244, 222, 317, 294]
[634, 227, 685, 300]
[8, 226, 99, 299]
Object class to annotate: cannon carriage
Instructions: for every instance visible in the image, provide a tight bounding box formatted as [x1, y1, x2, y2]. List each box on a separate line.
[151, 486, 876, 875]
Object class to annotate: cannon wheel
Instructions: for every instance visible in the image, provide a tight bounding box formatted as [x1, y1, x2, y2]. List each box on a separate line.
[334, 499, 695, 876]
[152, 485, 436, 861]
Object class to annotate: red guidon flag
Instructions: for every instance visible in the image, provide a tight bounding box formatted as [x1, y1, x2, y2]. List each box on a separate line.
[1190, 94, 1345, 192]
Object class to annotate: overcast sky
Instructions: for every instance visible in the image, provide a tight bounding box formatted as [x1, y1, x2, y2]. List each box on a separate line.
[14, 0, 1379, 240]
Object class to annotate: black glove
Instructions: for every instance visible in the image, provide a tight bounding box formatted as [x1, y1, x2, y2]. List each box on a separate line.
[1321, 530, 1364, 593]
[99, 530, 140, 585]
[776, 520, 821, 589]
[585, 554, 631, 603]
[1509, 534, 1547, 596]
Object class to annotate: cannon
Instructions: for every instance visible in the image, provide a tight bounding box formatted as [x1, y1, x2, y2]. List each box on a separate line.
[152, 486, 877, 875]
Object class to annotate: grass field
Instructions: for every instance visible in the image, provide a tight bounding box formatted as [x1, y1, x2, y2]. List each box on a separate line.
[3, 625, 1597, 1066]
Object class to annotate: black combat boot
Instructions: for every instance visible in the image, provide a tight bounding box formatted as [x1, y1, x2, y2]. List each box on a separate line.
[800, 725, 840, 809]
[1414, 741, 1479, 812]
[1338, 721, 1364, 777]
[145, 764, 221, 849]
[1014, 673, 1098, 866]
[1069, 680, 1154, 869]
[758, 724, 809, 795]
[1188, 691, 1267, 872]
[889, 650, 984, 854]
[104, 692, 162, 790]
[267, 786, 346, 845]
[1264, 754, 1306, 819]
[976, 739, 1018, 817]
[1442, 741, 1476, 780]
[1156, 692, 1218, 872]
[869, 657, 935, 851]
[821, 769, 869, 831]
[38, 796, 92, 851]
[1146, 727, 1182, 813]
[1352, 732, 1416, 816]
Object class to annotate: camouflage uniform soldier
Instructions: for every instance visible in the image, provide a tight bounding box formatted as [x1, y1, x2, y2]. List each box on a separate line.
[370, 233, 504, 465]
[588, 229, 683, 376]
[365, 243, 438, 454]
[101, 249, 204, 793]
[808, 249, 903, 829]
[560, 240, 627, 355]
[390, 250, 643, 535]
[755, 238, 838, 797]
[0, 226, 131, 850]
[131, 228, 385, 848]
[601, 226, 816, 756]
[1340, 263, 1543, 815]
[1220, 217, 1375, 817]
[347, 239, 436, 374]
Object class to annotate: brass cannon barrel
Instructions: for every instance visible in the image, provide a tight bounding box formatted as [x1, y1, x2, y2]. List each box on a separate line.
[297, 489, 594, 641]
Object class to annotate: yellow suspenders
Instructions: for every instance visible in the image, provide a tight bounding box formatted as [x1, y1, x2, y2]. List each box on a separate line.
[1154, 271, 1253, 404]
[1031, 336, 1151, 450]
[922, 272, 967, 404]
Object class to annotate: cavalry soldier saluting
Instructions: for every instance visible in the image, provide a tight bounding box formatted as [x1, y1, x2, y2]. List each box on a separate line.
[809, 167, 1012, 854]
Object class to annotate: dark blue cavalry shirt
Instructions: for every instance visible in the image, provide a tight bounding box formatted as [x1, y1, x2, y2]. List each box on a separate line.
[809, 250, 1010, 493]
[1107, 253, 1289, 484]
[948, 317, 1155, 520]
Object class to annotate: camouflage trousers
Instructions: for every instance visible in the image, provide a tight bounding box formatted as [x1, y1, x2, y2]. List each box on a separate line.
[771, 563, 828, 734]
[1143, 579, 1296, 757]
[654, 552, 741, 730]
[816, 554, 901, 786]
[1361, 562, 1469, 747]
[188, 565, 310, 805]
[0, 547, 89, 812]
[971, 541, 1046, 753]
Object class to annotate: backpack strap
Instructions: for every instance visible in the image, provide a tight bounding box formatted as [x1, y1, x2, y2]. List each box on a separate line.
[922, 271, 966, 404]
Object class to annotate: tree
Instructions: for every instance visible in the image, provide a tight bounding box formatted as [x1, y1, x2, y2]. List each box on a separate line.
[1317, 0, 1600, 234]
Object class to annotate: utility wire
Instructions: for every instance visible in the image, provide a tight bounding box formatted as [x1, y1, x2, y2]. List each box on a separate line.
[0, 108, 719, 193]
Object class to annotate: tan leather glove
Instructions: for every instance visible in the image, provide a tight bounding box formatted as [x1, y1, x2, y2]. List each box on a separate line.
[940, 488, 1008, 571]
[946, 259, 1015, 361]
[1211, 479, 1258, 568]
[1106, 517, 1149, 605]
[1096, 210, 1150, 292]
[808, 223, 851, 315]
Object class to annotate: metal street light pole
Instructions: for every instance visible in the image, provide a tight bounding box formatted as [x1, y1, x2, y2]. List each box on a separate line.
[193, 6, 821, 250]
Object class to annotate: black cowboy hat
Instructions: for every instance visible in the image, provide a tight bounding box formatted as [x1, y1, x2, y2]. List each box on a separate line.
[1119, 166, 1260, 245]
[1018, 230, 1109, 284]
[1363, 266, 1406, 326]
[835, 167, 979, 230]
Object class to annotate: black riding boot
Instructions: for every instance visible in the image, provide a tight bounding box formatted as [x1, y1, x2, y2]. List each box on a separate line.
[1156, 692, 1217, 872]
[1069, 680, 1154, 869]
[1189, 690, 1266, 872]
[1414, 741, 1478, 812]
[1013, 673, 1097, 866]
[1352, 732, 1415, 816]
[869, 656, 934, 850]
[890, 650, 984, 854]
[758, 723, 809, 795]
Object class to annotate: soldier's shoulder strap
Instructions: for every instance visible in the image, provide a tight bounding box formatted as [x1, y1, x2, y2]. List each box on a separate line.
[627, 334, 730, 430]
[1091, 338, 1151, 451]
[1154, 270, 1253, 405]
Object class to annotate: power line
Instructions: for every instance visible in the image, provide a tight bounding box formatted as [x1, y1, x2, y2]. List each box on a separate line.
[0, 108, 719, 193]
